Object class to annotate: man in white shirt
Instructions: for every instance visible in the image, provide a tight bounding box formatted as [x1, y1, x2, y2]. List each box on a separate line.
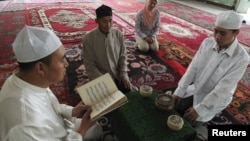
[172, 10, 249, 129]
[0, 26, 102, 141]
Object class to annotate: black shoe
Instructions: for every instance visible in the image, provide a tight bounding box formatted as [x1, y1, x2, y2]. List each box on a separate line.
[242, 20, 246, 24]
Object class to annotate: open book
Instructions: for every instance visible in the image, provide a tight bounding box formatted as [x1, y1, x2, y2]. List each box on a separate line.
[76, 73, 128, 121]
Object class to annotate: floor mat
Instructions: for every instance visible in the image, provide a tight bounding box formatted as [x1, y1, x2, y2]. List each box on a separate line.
[158, 1, 250, 48]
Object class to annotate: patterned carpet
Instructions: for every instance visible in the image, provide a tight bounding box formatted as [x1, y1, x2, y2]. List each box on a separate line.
[115, 11, 211, 52]
[0, 0, 250, 140]
[64, 39, 182, 106]
[158, 1, 250, 48]
[13, 0, 100, 3]
[26, 4, 135, 44]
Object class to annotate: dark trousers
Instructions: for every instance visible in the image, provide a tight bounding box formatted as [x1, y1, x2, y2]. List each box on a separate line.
[175, 95, 193, 117]
[175, 96, 207, 127]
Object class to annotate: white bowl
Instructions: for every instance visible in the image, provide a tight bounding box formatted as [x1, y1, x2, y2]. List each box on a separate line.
[139, 85, 153, 97]
[167, 115, 184, 131]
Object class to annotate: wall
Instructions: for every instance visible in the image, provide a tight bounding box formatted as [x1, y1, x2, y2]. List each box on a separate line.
[235, 0, 250, 13]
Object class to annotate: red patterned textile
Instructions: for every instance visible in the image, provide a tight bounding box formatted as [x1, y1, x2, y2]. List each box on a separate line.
[125, 37, 182, 91]
[115, 12, 212, 52]
[158, 1, 250, 47]
[13, 0, 99, 3]
[226, 82, 250, 125]
[157, 35, 194, 76]
[2, 2, 99, 12]
[64, 39, 183, 106]
[0, 11, 26, 65]
[102, 0, 144, 12]
[27, 6, 97, 44]
[27, 5, 135, 44]
[159, 2, 216, 30]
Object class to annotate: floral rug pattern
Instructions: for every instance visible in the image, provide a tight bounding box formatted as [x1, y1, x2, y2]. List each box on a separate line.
[115, 11, 212, 52]
[158, 1, 250, 48]
[64, 38, 182, 106]
[27, 5, 134, 44]
[13, 0, 99, 3]
[0, 2, 249, 139]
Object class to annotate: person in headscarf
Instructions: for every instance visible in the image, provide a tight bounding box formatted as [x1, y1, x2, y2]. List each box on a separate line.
[0, 26, 103, 141]
[82, 4, 137, 94]
[172, 10, 249, 140]
[135, 0, 160, 52]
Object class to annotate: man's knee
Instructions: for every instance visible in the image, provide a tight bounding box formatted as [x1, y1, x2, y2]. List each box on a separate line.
[138, 44, 150, 52]
[83, 122, 103, 141]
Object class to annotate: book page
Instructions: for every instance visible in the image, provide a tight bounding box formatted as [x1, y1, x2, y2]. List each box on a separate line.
[76, 73, 127, 120]
[91, 91, 127, 121]
[76, 73, 118, 106]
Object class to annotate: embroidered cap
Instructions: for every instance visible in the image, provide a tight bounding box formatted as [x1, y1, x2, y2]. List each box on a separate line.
[215, 10, 243, 29]
[96, 4, 112, 18]
[12, 26, 62, 63]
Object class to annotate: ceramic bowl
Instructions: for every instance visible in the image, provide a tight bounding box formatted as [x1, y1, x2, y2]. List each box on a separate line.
[155, 94, 174, 111]
[167, 115, 184, 131]
[139, 85, 153, 97]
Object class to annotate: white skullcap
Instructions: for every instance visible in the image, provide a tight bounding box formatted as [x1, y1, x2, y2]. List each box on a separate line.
[215, 10, 243, 29]
[12, 26, 62, 63]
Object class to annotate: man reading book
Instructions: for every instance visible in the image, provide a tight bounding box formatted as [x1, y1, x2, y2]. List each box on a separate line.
[0, 26, 102, 141]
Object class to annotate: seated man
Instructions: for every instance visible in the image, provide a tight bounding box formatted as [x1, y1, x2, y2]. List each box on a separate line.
[82, 4, 137, 93]
[172, 10, 249, 141]
[0, 26, 102, 141]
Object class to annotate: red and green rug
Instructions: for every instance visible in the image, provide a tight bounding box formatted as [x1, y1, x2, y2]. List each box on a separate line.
[0, 1, 249, 126]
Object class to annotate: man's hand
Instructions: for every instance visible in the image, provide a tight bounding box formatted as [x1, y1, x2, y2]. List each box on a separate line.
[77, 108, 95, 136]
[144, 36, 154, 44]
[72, 102, 89, 118]
[183, 107, 198, 124]
[172, 94, 181, 109]
[119, 75, 131, 90]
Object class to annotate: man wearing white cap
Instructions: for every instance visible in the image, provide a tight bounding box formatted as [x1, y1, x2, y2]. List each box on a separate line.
[172, 10, 249, 140]
[0, 26, 102, 141]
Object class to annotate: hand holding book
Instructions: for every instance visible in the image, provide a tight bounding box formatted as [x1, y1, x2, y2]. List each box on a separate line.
[76, 73, 128, 121]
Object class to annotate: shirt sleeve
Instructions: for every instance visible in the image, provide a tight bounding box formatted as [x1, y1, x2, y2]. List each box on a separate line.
[4, 124, 82, 141]
[118, 31, 129, 78]
[151, 9, 160, 37]
[173, 40, 204, 98]
[48, 89, 73, 121]
[194, 56, 249, 118]
[82, 34, 103, 80]
[135, 10, 147, 39]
